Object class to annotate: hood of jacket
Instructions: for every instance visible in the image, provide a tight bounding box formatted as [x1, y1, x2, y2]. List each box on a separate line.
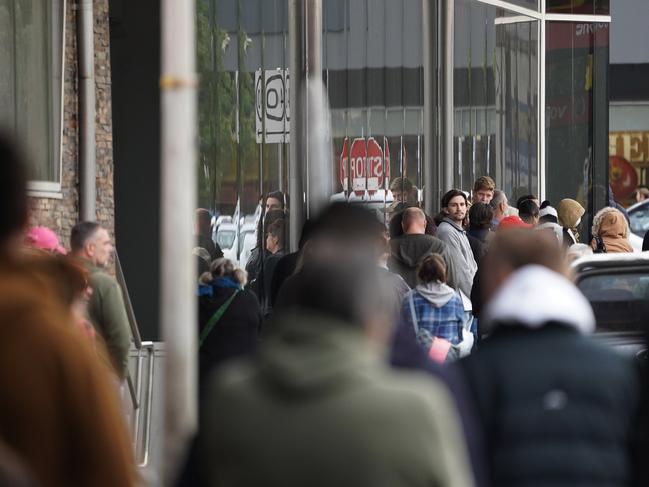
[415, 281, 456, 307]
[590, 207, 633, 253]
[483, 265, 595, 334]
[557, 198, 585, 229]
[258, 311, 378, 395]
[390, 233, 442, 268]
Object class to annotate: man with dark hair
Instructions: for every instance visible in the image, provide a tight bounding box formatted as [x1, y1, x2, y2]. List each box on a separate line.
[195, 208, 223, 261]
[70, 221, 131, 379]
[518, 199, 540, 226]
[199, 203, 473, 487]
[0, 134, 136, 485]
[437, 190, 477, 299]
[389, 207, 458, 289]
[461, 228, 640, 486]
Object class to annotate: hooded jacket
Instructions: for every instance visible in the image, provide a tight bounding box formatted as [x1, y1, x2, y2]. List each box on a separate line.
[460, 265, 639, 487]
[557, 198, 585, 244]
[200, 312, 474, 487]
[388, 233, 458, 289]
[590, 207, 633, 253]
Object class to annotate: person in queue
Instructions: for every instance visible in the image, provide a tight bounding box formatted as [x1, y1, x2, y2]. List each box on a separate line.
[245, 194, 285, 287]
[198, 203, 474, 487]
[489, 190, 508, 230]
[459, 228, 640, 486]
[0, 133, 136, 486]
[467, 202, 493, 263]
[195, 208, 223, 261]
[557, 198, 585, 246]
[472, 176, 496, 205]
[389, 207, 457, 289]
[197, 258, 261, 395]
[70, 221, 132, 379]
[590, 207, 633, 254]
[517, 199, 540, 226]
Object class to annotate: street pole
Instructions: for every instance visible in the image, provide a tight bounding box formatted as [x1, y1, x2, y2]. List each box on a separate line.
[422, 0, 438, 216]
[288, 0, 305, 252]
[160, 0, 197, 482]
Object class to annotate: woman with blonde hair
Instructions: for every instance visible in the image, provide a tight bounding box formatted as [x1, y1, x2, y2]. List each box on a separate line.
[590, 207, 633, 253]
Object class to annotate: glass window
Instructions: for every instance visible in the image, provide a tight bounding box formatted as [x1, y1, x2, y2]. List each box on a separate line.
[578, 272, 649, 332]
[545, 21, 609, 241]
[325, 0, 424, 224]
[0, 0, 64, 183]
[454, 0, 538, 200]
[546, 0, 610, 15]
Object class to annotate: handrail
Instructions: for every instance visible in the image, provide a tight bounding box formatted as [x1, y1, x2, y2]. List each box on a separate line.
[137, 342, 156, 468]
[114, 250, 143, 350]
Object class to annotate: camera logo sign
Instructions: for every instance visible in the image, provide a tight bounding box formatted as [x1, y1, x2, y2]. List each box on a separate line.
[255, 69, 290, 144]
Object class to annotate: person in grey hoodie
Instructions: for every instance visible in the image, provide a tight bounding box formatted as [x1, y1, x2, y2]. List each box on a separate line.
[388, 207, 458, 289]
[436, 190, 478, 299]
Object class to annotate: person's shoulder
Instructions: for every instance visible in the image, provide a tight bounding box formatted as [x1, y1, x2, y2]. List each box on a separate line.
[204, 357, 260, 404]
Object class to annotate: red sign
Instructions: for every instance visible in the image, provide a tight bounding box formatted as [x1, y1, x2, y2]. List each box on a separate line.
[546, 22, 609, 51]
[350, 138, 367, 197]
[609, 155, 638, 200]
[384, 137, 391, 190]
[339, 137, 349, 194]
[366, 137, 383, 195]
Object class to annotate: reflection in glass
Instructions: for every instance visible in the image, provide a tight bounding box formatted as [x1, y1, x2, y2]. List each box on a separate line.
[545, 21, 609, 241]
[546, 0, 609, 15]
[454, 0, 538, 201]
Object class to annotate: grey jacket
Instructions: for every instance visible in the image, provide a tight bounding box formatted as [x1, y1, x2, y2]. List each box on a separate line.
[435, 218, 477, 298]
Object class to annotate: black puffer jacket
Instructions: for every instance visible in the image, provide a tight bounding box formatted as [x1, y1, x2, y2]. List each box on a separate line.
[460, 265, 640, 487]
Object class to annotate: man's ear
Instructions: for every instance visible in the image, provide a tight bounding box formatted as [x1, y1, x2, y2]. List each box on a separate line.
[84, 240, 94, 257]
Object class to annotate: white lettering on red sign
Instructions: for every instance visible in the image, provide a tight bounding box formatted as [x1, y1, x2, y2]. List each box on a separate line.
[350, 138, 367, 196]
[366, 137, 383, 195]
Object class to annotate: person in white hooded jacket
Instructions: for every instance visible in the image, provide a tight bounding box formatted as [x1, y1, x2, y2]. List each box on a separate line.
[459, 228, 640, 487]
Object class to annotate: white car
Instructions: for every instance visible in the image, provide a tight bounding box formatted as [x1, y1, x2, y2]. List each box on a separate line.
[215, 222, 238, 262]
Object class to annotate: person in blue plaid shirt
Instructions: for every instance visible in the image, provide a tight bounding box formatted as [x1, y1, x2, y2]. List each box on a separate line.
[400, 253, 465, 347]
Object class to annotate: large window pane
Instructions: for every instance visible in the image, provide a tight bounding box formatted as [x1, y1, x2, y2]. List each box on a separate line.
[454, 0, 538, 200]
[0, 0, 63, 182]
[545, 21, 609, 240]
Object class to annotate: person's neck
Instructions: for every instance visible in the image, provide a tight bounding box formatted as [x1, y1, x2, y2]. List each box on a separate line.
[404, 229, 425, 236]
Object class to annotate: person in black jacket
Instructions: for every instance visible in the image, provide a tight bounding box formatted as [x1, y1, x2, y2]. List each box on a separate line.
[198, 258, 262, 395]
[194, 208, 223, 261]
[460, 229, 640, 487]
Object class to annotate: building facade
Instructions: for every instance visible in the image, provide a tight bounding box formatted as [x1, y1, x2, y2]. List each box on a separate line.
[1, 0, 115, 246]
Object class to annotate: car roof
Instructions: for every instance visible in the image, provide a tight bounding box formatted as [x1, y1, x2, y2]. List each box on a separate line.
[627, 198, 649, 213]
[572, 251, 649, 275]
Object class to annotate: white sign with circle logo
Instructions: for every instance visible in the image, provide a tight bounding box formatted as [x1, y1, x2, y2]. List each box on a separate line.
[255, 69, 290, 144]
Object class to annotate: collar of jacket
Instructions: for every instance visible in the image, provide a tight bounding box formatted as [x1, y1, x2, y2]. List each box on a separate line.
[259, 310, 381, 394]
[441, 217, 466, 233]
[483, 265, 595, 334]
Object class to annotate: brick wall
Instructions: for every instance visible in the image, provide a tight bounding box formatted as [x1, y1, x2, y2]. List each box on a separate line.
[28, 0, 115, 249]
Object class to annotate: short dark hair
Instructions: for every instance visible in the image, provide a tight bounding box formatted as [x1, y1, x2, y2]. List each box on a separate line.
[70, 221, 101, 252]
[266, 219, 286, 250]
[441, 189, 467, 208]
[516, 194, 538, 210]
[0, 134, 28, 244]
[518, 199, 540, 219]
[265, 191, 286, 209]
[469, 202, 493, 230]
[418, 254, 447, 284]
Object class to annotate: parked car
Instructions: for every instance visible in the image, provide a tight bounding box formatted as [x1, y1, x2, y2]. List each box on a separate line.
[215, 222, 238, 262]
[572, 252, 649, 360]
[628, 199, 649, 237]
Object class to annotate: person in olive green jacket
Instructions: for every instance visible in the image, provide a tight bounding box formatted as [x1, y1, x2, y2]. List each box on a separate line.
[70, 221, 131, 378]
[198, 209, 474, 487]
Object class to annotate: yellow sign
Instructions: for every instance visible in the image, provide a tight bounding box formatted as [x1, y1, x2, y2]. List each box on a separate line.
[609, 132, 649, 166]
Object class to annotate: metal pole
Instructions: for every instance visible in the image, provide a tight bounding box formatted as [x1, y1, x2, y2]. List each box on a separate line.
[289, 0, 305, 252]
[160, 0, 197, 482]
[77, 0, 96, 221]
[441, 0, 454, 193]
[422, 0, 438, 215]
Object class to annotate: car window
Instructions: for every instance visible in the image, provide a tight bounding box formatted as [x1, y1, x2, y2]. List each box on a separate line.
[216, 230, 236, 250]
[629, 204, 649, 237]
[578, 272, 649, 332]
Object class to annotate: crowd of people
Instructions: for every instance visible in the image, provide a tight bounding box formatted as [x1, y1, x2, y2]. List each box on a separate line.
[2, 119, 649, 487]
[189, 174, 649, 486]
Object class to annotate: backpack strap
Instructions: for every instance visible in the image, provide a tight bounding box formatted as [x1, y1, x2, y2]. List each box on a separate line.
[408, 292, 419, 334]
[199, 290, 239, 348]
